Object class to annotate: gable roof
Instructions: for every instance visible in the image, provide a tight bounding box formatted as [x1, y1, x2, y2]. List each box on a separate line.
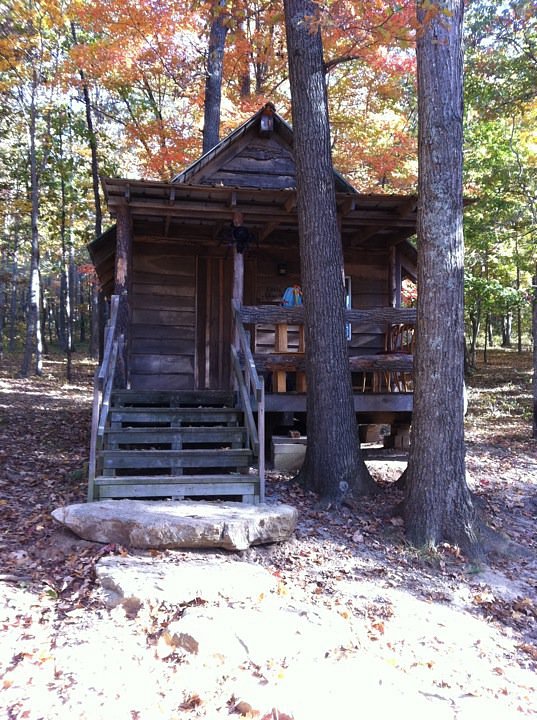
[92, 103, 418, 294]
[172, 103, 357, 193]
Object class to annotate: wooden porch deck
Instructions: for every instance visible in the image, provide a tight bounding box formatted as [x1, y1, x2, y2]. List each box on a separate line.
[264, 390, 412, 418]
[237, 303, 415, 423]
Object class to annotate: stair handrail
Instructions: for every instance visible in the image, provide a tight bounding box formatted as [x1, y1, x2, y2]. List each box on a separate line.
[232, 301, 265, 502]
[88, 295, 121, 501]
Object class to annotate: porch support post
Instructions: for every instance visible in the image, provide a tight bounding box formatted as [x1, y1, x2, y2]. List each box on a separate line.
[232, 246, 244, 349]
[114, 202, 132, 387]
[389, 245, 402, 308]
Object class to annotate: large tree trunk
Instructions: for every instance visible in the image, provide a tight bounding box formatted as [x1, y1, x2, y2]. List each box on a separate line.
[202, 1, 228, 155]
[283, 0, 375, 506]
[404, 0, 481, 557]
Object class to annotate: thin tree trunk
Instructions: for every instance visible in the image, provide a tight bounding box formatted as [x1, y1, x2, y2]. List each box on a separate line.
[89, 280, 99, 359]
[283, 0, 375, 505]
[202, 1, 228, 154]
[72, 22, 102, 360]
[483, 311, 489, 363]
[8, 230, 19, 352]
[516, 263, 522, 353]
[501, 313, 512, 347]
[71, 23, 102, 238]
[0, 246, 5, 359]
[404, 0, 481, 558]
[58, 125, 75, 380]
[20, 69, 43, 378]
[531, 265, 537, 439]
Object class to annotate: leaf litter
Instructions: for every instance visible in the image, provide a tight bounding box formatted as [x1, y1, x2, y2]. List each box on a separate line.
[0, 350, 536, 719]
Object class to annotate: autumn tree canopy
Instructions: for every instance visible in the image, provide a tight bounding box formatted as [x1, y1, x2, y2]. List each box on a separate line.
[0, 0, 534, 384]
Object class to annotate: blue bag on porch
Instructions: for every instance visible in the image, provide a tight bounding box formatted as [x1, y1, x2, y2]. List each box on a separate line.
[282, 285, 303, 307]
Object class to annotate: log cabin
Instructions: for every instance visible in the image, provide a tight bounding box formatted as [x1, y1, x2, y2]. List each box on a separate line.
[87, 103, 417, 504]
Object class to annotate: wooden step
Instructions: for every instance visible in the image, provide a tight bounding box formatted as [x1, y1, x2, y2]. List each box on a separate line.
[99, 448, 252, 471]
[95, 474, 260, 501]
[105, 426, 247, 448]
[108, 407, 242, 426]
[111, 390, 235, 408]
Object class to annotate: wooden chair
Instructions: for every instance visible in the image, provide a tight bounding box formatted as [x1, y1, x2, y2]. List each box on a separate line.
[384, 323, 415, 391]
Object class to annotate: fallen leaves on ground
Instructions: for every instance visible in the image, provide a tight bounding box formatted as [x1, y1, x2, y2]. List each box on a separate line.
[0, 349, 536, 719]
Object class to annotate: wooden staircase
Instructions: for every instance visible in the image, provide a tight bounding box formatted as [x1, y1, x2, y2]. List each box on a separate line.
[90, 390, 261, 503]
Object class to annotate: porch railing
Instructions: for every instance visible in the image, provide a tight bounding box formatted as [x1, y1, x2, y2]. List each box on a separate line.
[237, 304, 416, 392]
[88, 295, 123, 501]
[231, 301, 265, 501]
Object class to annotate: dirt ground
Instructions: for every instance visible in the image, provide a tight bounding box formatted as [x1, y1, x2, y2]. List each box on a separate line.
[0, 349, 536, 719]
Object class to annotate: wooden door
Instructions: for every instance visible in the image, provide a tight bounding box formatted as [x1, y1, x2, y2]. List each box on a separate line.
[196, 256, 233, 390]
[130, 242, 196, 390]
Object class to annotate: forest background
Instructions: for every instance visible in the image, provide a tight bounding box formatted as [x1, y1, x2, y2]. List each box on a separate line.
[0, 0, 535, 377]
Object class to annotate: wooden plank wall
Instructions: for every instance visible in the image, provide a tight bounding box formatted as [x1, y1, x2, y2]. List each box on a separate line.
[252, 252, 302, 353]
[196, 257, 233, 390]
[346, 253, 390, 356]
[130, 240, 196, 390]
[203, 137, 297, 190]
[251, 250, 390, 356]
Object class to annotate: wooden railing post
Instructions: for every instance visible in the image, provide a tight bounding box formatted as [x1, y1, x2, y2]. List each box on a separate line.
[231, 302, 265, 502]
[88, 295, 121, 501]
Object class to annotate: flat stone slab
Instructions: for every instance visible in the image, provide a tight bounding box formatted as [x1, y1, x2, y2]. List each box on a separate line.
[51, 499, 298, 551]
[164, 603, 356, 666]
[96, 556, 278, 609]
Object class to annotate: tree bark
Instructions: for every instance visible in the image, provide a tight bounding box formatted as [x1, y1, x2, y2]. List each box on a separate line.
[283, 0, 375, 505]
[404, 0, 481, 557]
[531, 265, 537, 439]
[202, 1, 228, 155]
[8, 226, 19, 352]
[20, 68, 43, 378]
[71, 23, 102, 360]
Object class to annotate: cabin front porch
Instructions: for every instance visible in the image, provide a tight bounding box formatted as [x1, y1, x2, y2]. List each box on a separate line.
[87, 293, 414, 504]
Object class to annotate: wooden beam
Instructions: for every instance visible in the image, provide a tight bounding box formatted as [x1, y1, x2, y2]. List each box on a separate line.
[109, 199, 417, 228]
[284, 194, 296, 212]
[259, 221, 281, 241]
[347, 225, 385, 245]
[338, 197, 356, 216]
[396, 196, 417, 217]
